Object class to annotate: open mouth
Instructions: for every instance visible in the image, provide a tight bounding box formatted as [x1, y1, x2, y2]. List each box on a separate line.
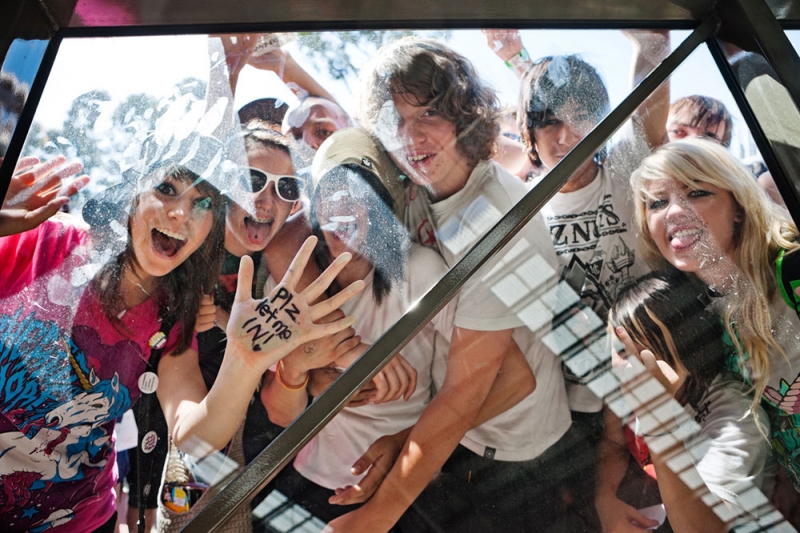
[244, 215, 274, 244]
[322, 215, 358, 244]
[669, 227, 702, 251]
[407, 153, 433, 167]
[151, 228, 186, 257]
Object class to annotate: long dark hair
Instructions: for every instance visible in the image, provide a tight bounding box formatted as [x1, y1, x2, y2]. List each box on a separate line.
[309, 163, 408, 305]
[608, 268, 726, 409]
[92, 164, 226, 353]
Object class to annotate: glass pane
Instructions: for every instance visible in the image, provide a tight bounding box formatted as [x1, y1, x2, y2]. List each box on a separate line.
[0, 38, 48, 164]
[2, 26, 797, 533]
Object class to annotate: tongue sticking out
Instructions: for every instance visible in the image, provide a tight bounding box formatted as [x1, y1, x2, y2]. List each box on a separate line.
[245, 217, 272, 244]
[152, 229, 183, 257]
[671, 230, 701, 250]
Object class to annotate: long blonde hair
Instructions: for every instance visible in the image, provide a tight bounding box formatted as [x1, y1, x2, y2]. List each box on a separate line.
[630, 138, 799, 408]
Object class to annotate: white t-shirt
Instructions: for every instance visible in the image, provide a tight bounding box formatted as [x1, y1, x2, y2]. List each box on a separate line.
[406, 159, 571, 462]
[540, 135, 652, 413]
[687, 376, 775, 506]
[294, 244, 454, 489]
[625, 374, 775, 522]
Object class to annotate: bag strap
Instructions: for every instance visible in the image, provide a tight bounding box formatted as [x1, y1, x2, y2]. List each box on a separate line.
[776, 248, 800, 321]
[136, 312, 176, 533]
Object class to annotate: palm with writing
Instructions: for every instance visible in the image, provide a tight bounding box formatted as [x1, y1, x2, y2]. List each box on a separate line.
[226, 236, 365, 374]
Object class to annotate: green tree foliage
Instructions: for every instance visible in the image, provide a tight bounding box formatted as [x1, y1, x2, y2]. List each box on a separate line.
[295, 30, 451, 90]
[21, 77, 206, 209]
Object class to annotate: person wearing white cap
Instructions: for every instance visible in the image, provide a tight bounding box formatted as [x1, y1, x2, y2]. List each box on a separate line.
[258, 126, 450, 522]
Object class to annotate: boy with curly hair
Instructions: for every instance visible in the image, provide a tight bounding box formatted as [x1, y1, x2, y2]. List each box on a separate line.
[325, 37, 581, 533]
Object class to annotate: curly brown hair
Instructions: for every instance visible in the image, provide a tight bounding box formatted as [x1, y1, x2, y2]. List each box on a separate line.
[358, 37, 499, 163]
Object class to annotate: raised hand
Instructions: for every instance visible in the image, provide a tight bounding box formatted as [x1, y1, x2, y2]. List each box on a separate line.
[1, 155, 89, 237]
[334, 344, 418, 404]
[307, 367, 376, 407]
[481, 29, 524, 62]
[211, 34, 258, 83]
[613, 326, 681, 398]
[329, 427, 412, 506]
[281, 309, 361, 381]
[226, 236, 364, 374]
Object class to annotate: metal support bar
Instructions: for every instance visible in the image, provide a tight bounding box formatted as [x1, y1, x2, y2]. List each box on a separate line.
[710, 0, 800, 227]
[707, 37, 800, 223]
[717, 0, 800, 106]
[182, 15, 718, 533]
[0, 34, 62, 196]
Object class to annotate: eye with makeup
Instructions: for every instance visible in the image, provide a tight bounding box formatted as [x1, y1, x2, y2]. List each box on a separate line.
[154, 180, 177, 196]
[647, 197, 668, 211]
[688, 188, 713, 199]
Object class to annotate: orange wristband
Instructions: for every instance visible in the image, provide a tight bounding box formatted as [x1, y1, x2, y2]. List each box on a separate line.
[276, 362, 309, 391]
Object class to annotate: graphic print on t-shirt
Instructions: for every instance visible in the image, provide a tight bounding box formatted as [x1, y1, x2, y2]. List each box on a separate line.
[547, 194, 637, 317]
[0, 306, 133, 529]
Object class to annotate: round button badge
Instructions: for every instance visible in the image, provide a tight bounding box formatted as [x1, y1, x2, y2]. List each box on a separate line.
[138, 372, 159, 394]
[141, 430, 159, 454]
[149, 331, 167, 350]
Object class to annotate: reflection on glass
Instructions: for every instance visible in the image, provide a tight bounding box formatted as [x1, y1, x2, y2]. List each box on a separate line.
[1, 26, 797, 533]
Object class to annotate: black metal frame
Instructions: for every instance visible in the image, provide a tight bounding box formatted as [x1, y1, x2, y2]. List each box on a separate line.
[3, 1, 800, 531]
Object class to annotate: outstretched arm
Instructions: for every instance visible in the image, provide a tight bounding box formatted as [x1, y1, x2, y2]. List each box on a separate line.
[623, 30, 671, 148]
[204, 35, 255, 139]
[248, 46, 338, 104]
[158, 236, 364, 456]
[482, 29, 532, 80]
[324, 326, 514, 533]
[327, 338, 533, 507]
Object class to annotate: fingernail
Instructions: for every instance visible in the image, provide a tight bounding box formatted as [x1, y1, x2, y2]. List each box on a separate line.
[351, 465, 362, 475]
[346, 280, 366, 294]
[335, 252, 352, 265]
[615, 327, 625, 336]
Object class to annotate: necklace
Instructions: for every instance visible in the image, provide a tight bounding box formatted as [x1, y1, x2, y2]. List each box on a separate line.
[123, 265, 155, 304]
[127, 276, 153, 299]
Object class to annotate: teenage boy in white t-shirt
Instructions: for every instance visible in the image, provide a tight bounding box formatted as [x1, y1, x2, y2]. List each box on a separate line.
[324, 37, 578, 533]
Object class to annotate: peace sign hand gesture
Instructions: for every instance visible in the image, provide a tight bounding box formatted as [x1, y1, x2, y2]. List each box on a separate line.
[227, 236, 365, 374]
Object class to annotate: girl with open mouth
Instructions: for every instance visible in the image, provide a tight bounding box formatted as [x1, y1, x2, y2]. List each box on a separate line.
[630, 137, 800, 518]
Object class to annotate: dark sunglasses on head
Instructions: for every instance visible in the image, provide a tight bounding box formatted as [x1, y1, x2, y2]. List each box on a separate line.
[238, 167, 305, 202]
